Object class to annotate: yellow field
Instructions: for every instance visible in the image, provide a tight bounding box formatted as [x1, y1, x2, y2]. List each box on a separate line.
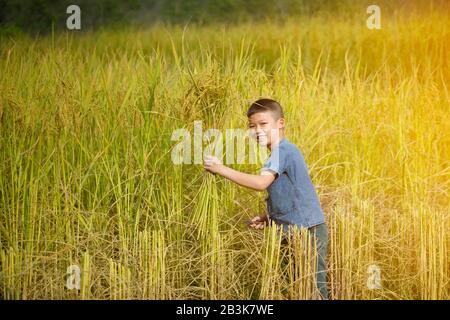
[0, 7, 449, 299]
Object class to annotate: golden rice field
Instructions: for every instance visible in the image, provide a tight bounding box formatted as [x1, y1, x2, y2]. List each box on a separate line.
[0, 6, 449, 300]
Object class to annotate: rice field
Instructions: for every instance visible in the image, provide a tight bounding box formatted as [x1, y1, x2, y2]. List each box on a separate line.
[0, 5, 449, 300]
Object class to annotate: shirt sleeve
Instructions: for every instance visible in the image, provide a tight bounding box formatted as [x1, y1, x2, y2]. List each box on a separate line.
[260, 145, 288, 176]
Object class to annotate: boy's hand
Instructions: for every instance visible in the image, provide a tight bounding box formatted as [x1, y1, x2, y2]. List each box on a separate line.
[248, 215, 268, 229]
[204, 155, 224, 175]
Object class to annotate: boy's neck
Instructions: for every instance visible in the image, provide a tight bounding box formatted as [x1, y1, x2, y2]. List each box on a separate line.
[268, 133, 285, 151]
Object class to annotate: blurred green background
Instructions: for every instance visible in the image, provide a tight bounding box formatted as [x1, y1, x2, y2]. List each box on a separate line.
[0, 0, 445, 35]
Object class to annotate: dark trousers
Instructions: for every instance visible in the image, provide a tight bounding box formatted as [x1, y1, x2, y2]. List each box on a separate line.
[283, 222, 329, 300]
[308, 223, 329, 300]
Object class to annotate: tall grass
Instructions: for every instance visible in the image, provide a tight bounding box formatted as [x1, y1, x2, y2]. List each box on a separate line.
[0, 5, 449, 299]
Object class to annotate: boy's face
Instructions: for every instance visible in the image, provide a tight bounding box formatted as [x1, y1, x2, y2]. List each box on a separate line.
[248, 111, 285, 147]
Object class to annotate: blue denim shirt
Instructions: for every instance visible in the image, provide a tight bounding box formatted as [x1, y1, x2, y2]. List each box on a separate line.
[261, 138, 325, 231]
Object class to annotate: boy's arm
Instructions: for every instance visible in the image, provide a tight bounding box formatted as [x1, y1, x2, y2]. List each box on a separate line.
[217, 165, 276, 191]
[204, 155, 276, 191]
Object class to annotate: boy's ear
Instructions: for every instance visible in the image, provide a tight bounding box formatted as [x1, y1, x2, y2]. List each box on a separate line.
[278, 117, 285, 129]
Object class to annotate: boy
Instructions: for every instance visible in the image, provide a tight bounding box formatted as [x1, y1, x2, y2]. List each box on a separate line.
[203, 98, 329, 300]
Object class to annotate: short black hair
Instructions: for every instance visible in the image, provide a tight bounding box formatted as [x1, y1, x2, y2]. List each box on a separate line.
[247, 98, 284, 120]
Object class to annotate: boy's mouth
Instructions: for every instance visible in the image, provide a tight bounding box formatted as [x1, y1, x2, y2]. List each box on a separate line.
[256, 135, 267, 143]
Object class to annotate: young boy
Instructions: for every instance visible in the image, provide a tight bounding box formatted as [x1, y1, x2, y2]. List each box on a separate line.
[203, 98, 329, 300]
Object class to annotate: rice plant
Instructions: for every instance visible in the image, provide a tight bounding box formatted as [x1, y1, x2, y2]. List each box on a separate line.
[0, 2, 448, 299]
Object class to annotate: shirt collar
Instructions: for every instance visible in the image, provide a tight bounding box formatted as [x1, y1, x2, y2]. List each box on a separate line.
[271, 137, 287, 150]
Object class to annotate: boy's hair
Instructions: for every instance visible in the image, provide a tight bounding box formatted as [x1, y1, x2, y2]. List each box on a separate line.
[247, 98, 284, 120]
